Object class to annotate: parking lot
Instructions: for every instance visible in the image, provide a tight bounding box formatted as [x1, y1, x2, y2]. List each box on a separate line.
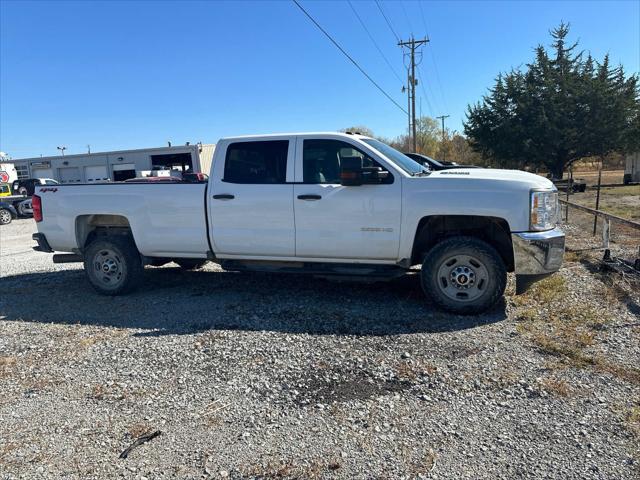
[1, 218, 639, 479]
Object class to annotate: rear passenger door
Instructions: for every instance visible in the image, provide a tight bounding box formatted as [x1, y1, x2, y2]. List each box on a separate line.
[208, 137, 296, 257]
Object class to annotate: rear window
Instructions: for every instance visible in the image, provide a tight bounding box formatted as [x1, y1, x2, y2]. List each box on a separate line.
[224, 141, 288, 184]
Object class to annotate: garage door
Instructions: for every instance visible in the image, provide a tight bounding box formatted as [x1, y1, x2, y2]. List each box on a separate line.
[85, 165, 109, 182]
[58, 167, 82, 183]
[32, 168, 54, 179]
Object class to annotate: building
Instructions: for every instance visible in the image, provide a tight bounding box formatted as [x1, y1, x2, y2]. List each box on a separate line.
[624, 152, 640, 184]
[12, 143, 215, 183]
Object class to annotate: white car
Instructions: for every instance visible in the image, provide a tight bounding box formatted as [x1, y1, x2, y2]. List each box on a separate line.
[31, 132, 564, 314]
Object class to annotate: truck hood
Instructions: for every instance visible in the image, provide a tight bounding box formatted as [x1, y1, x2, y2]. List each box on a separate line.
[428, 168, 555, 190]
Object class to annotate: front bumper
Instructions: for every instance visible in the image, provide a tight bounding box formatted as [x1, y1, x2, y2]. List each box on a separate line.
[512, 227, 565, 294]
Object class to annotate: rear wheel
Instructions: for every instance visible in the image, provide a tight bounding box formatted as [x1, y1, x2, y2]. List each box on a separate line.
[175, 259, 207, 270]
[421, 236, 506, 314]
[0, 208, 12, 225]
[84, 236, 143, 295]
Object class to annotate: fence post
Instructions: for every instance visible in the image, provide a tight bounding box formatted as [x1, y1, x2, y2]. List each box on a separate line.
[602, 218, 610, 249]
[592, 160, 603, 236]
[565, 166, 572, 222]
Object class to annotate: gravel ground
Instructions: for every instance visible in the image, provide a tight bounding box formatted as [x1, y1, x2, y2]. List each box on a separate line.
[1, 218, 639, 479]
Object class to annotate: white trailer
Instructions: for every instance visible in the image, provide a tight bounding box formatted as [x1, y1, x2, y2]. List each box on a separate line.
[624, 152, 640, 184]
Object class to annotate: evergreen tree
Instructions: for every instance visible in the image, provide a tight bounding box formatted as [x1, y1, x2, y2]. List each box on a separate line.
[464, 23, 640, 177]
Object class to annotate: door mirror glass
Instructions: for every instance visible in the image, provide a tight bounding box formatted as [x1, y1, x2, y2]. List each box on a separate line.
[340, 156, 363, 186]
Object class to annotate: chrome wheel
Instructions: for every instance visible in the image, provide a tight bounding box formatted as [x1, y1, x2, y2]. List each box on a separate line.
[436, 254, 490, 302]
[0, 209, 12, 224]
[92, 248, 126, 288]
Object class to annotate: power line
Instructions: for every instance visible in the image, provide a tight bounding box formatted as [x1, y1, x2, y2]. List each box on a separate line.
[375, 0, 400, 43]
[415, 64, 434, 116]
[418, 0, 448, 112]
[292, 0, 408, 115]
[400, 1, 414, 35]
[347, 0, 403, 85]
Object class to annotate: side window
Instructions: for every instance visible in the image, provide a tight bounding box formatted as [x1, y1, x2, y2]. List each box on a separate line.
[303, 139, 391, 184]
[224, 140, 288, 184]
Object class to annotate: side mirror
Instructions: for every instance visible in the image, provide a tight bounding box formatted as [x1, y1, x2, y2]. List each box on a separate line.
[340, 156, 364, 186]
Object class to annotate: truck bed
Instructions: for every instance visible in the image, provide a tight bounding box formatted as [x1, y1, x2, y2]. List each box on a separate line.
[36, 183, 210, 258]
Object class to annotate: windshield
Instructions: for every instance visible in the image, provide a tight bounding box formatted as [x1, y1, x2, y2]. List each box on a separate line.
[361, 139, 427, 175]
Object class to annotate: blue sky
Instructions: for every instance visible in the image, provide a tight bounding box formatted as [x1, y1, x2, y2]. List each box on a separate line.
[1, 0, 638, 159]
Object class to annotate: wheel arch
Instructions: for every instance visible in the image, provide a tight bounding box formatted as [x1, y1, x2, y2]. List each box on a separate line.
[75, 214, 136, 251]
[411, 215, 514, 272]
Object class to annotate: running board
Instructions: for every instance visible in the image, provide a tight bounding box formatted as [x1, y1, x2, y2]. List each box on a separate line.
[219, 259, 407, 279]
[53, 254, 83, 263]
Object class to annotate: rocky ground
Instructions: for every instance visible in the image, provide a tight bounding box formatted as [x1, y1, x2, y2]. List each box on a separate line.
[1, 219, 639, 479]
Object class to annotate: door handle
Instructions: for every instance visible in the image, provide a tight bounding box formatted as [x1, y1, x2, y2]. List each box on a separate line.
[213, 194, 235, 200]
[297, 194, 322, 201]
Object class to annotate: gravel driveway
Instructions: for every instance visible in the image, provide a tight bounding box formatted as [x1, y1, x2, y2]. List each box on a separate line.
[1, 219, 639, 479]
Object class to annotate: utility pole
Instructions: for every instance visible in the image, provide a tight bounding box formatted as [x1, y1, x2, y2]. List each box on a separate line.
[399, 36, 429, 152]
[436, 115, 450, 161]
[57, 146, 66, 156]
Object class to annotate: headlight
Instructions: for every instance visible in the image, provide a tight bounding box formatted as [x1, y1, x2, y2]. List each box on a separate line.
[530, 190, 558, 231]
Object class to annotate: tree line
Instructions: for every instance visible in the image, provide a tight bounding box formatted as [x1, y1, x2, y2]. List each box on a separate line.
[345, 23, 639, 176]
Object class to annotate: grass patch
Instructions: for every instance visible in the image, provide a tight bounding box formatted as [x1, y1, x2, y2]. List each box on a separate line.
[0, 356, 17, 377]
[395, 360, 437, 381]
[517, 303, 640, 385]
[126, 422, 154, 440]
[513, 275, 567, 306]
[564, 250, 583, 263]
[569, 185, 640, 221]
[530, 275, 568, 303]
[540, 377, 572, 397]
[88, 383, 146, 401]
[598, 185, 640, 196]
[409, 449, 437, 476]
[627, 406, 640, 434]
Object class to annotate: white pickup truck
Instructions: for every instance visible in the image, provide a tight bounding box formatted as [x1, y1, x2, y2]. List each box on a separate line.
[32, 132, 565, 314]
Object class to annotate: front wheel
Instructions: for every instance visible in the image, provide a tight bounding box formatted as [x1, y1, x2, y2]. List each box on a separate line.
[84, 236, 144, 295]
[421, 236, 506, 315]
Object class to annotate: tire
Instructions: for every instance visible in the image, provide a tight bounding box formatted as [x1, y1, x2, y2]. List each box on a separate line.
[18, 186, 28, 196]
[0, 208, 12, 225]
[421, 236, 506, 315]
[83, 236, 144, 295]
[175, 259, 207, 270]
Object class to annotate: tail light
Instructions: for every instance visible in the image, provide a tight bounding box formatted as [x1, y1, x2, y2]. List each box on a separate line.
[32, 194, 43, 222]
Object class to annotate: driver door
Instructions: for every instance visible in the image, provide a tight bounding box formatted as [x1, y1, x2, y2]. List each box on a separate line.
[293, 136, 401, 260]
